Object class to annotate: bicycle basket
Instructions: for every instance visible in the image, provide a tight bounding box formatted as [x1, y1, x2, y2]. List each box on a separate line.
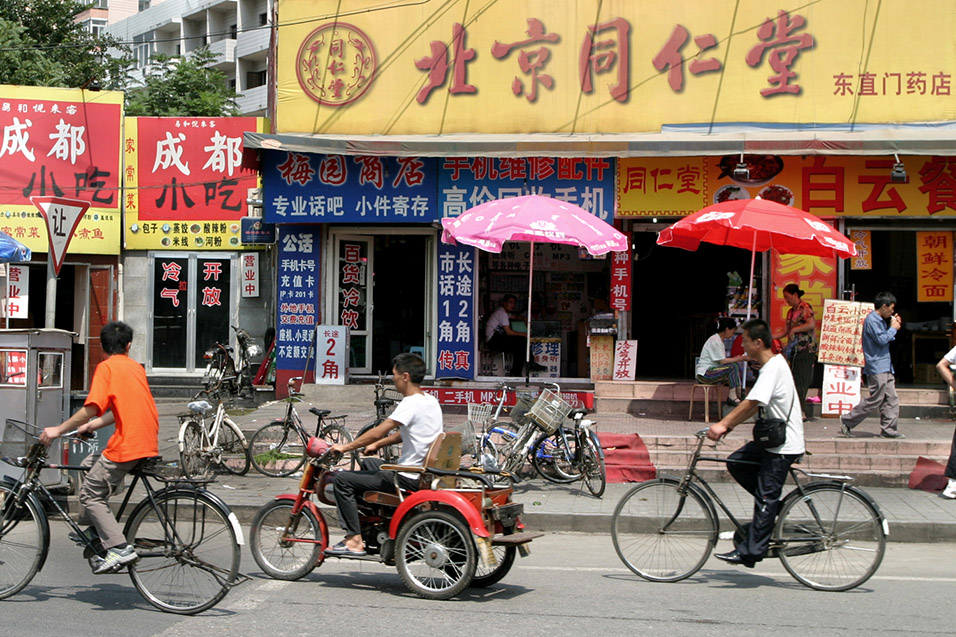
[526, 389, 571, 435]
[510, 393, 536, 426]
[466, 403, 493, 428]
[2, 419, 41, 458]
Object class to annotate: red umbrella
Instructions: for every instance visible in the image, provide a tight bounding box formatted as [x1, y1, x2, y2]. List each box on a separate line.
[656, 197, 856, 319]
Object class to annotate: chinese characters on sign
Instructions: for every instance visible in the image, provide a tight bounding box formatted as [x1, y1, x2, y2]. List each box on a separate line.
[821, 364, 861, 416]
[435, 243, 475, 380]
[1, 349, 27, 385]
[610, 248, 632, 311]
[241, 252, 259, 298]
[125, 117, 262, 250]
[916, 231, 954, 302]
[612, 340, 638, 381]
[3, 264, 28, 320]
[338, 241, 366, 332]
[264, 152, 439, 223]
[313, 325, 348, 385]
[275, 226, 319, 373]
[769, 251, 837, 340]
[440, 156, 614, 220]
[817, 300, 870, 367]
[529, 341, 560, 378]
[850, 230, 872, 270]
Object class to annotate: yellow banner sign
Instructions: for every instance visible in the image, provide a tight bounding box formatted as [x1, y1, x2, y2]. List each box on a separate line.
[618, 155, 956, 218]
[277, 0, 956, 135]
[916, 231, 954, 302]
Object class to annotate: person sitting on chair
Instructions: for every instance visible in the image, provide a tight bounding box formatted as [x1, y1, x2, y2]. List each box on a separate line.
[326, 353, 442, 557]
[697, 317, 750, 407]
[485, 294, 546, 375]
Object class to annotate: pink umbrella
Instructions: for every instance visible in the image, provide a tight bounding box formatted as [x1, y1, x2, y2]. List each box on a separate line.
[656, 197, 857, 319]
[441, 194, 629, 377]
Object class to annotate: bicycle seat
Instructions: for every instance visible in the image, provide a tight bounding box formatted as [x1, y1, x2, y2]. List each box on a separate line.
[568, 408, 589, 420]
[187, 400, 213, 414]
[375, 398, 397, 407]
[309, 408, 331, 418]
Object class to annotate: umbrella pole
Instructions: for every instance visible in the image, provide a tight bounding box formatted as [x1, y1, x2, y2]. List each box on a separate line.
[526, 240, 534, 386]
[741, 234, 758, 394]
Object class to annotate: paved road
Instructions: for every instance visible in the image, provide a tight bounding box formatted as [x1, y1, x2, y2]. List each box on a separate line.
[6, 525, 954, 636]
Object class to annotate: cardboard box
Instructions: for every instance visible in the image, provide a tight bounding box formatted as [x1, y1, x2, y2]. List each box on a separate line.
[913, 363, 941, 385]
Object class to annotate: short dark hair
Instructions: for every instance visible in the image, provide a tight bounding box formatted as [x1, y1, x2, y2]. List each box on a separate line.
[783, 283, 803, 297]
[717, 317, 737, 333]
[874, 291, 896, 311]
[101, 321, 133, 355]
[392, 352, 426, 384]
[741, 319, 772, 350]
[501, 294, 517, 305]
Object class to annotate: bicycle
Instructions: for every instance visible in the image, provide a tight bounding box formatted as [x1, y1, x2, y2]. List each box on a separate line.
[463, 382, 538, 477]
[354, 373, 404, 464]
[0, 419, 244, 614]
[199, 325, 259, 399]
[248, 376, 356, 477]
[178, 389, 251, 478]
[530, 409, 607, 497]
[610, 429, 888, 591]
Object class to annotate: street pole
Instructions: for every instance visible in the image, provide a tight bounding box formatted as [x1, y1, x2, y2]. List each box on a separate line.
[45, 256, 57, 328]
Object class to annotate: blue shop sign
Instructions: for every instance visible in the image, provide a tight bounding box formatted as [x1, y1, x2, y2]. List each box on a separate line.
[438, 157, 616, 221]
[263, 151, 439, 223]
[274, 225, 320, 372]
[435, 243, 476, 380]
[241, 216, 276, 244]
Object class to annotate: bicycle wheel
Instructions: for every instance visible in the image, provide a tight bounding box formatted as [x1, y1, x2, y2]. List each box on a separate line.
[498, 424, 534, 476]
[611, 478, 717, 582]
[775, 483, 886, 592]
[219, 421, 250, 476]
[0, 484, 48, 600]
[581, 434, 606, 498]
[319, 422, 359, 471]
[484, 421, 518, 467]
[396, 510, 477, 600]
[179, 419, 209, 479]
[531, 430, 580, 483]
[249, 419, 305, 477]
[125, 490, 240, 615]
[250, 500, 325, 580]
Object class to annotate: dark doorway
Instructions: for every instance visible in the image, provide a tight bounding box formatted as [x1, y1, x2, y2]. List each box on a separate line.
[370, 235, 427, 374]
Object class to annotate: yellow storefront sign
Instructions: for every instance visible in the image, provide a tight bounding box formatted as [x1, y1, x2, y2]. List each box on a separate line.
[618, 155, 956, 218]
[277, 0, 956, 135]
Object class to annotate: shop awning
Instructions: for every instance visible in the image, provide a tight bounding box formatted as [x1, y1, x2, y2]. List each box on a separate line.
[244, 122, 956, 158]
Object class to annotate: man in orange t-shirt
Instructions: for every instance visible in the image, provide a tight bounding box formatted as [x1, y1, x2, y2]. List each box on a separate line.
[41, 321, 159, 574]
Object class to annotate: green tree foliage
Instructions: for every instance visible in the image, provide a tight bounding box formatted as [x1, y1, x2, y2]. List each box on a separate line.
[125, 48, 239, 117]
[0, 0, 133, 89]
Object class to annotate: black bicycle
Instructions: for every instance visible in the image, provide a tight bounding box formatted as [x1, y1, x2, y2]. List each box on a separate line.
[247, 377, 356, 477]
[198, 325, 259, 399]
[0, 419, 244, 614]
[354, 373, 404, 463]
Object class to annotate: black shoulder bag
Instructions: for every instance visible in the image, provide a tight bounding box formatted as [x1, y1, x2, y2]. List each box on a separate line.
[752, 392, 794, 450]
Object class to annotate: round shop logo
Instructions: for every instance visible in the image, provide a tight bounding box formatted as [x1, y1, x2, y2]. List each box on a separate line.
[296, 22, 377, 107]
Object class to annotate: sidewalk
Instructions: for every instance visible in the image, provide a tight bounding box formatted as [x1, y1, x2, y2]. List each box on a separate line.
[145, 396, 956, 543]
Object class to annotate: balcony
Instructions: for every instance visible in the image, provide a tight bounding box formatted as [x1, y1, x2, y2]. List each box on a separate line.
[235, 84, 267, 116]
[206, 37, 236, 69]
[236, 25, 270, 60]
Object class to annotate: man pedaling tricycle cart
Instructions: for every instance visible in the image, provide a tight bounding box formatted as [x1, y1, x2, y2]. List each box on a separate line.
[249, 353, 542, 600]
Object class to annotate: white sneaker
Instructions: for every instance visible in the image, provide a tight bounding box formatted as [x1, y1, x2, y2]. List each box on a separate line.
[942, 479, 956, 500]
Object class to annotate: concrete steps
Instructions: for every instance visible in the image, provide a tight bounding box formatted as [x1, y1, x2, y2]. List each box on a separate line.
[639, 434, 952, 488]
[595, 380, 954, 420]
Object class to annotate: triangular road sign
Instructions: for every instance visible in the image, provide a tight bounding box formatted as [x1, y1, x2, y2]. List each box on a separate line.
[30, 196, 91, 276]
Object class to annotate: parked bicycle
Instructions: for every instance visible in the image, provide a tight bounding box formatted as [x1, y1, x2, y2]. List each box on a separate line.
[530, 409, 606, 497]
[199, 325, 260, 398]
[354, 373, 405, 464]
[611, 429, 888, 591]
[0, 419, 244, 614]
[178, 389, 251, 478]
[248, 377, 356, 477]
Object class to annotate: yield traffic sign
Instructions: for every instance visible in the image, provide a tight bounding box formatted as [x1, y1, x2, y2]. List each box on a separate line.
[30, 196, 91, 276]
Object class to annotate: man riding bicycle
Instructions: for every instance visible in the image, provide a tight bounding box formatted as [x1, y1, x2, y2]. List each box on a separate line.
[39, 321, 159, 574]
[706, 319, 805, 568]
[327, 353, 442, 557]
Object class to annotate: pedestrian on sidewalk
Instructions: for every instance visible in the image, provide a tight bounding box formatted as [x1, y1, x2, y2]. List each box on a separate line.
[934, 349, 956, 499]
[840, 291, 905, 439]
[706, 318, 805, 568]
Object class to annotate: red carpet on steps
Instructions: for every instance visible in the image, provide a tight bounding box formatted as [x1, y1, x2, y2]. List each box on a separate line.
[908, 456, 948, 493]
[598, 432, 657, 483]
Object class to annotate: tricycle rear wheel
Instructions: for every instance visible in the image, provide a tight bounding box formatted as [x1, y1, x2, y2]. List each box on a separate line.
[396, 510, 476, 599]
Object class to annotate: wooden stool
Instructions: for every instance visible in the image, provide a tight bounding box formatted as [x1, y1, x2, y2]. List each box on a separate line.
[689, 383, 724, 423]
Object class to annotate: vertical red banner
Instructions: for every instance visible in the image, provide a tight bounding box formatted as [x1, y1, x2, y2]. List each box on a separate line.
[610, 246, 632, 311]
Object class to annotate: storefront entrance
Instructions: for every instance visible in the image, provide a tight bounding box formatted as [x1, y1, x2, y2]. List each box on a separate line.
[328, 229, 432, 375]
[630, 229, 755, 380]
